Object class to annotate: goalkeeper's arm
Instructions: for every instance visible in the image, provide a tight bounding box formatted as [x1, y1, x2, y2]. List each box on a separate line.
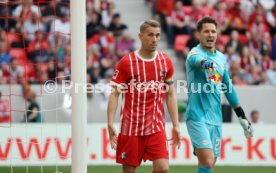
[222, 69, 253, 138]
[234, 106, 253, 138]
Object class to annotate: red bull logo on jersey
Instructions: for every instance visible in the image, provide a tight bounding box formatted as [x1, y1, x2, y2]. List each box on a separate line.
[208, 72, 222, 84]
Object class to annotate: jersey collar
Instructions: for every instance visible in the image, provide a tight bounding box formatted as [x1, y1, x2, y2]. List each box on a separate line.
[135, 50, 158, 62]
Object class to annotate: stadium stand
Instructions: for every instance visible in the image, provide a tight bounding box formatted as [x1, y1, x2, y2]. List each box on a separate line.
[3, 0, 274, 86]
[151, 0, 276, 86]
[0, 0, 134, 86]
[0, 0, 276, 123]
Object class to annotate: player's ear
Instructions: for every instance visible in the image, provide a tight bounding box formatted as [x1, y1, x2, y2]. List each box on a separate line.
[138, 32, 142, 40]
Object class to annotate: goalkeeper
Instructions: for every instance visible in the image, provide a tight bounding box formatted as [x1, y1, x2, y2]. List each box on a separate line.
[185, 16, 253, 173]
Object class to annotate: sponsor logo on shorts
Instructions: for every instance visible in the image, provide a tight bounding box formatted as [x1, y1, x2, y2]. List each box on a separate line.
[215, 139, 221, 152]
[201, 140, 209, 145]
[121, 152, 127, 160]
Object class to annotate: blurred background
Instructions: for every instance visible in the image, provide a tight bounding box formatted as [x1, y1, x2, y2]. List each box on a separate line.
[0, 0, 276, 173]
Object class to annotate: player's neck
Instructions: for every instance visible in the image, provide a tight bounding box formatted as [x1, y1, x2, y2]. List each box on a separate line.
[138, 48, 156, 59]
[200, 44, 215, 54]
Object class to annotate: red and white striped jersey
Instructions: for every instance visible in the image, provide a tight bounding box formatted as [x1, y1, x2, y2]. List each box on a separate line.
[111, 51, 174, 136]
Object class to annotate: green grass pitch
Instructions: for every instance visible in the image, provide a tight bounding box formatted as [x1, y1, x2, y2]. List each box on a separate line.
[0, 166, 275, 173]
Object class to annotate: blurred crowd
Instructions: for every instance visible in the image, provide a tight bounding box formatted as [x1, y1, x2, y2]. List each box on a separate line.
[150, 0, 276, 85]
[1, 0, 276, 86]
[0, 0, 135, 86]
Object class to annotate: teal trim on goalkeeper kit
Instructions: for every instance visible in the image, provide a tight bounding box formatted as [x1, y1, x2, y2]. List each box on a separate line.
[198, 166, 212, 173]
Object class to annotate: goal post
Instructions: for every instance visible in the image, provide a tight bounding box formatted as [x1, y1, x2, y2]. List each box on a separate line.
[70, 0, 87, 173]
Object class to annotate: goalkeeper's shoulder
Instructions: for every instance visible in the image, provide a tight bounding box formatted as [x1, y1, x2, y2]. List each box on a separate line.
[216, 50, 227, 63]
[187, 47, 200, 58]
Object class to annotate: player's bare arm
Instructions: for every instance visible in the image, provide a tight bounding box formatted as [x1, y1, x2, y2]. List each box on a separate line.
[166, 84, 181, 149]
[107, 85, 120, 149]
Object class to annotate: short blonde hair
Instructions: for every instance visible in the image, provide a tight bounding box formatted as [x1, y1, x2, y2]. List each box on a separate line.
[140, 20, 160, 32]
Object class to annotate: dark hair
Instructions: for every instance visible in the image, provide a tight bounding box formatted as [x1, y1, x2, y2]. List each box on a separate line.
[113, 13, 120, 19]
[250, 110, 259, 116]
[197, 16, 217, 32]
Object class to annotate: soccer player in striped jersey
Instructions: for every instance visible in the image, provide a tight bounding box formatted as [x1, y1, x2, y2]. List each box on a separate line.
[185, 16, 254, 173]
[107, 20, 181, 173]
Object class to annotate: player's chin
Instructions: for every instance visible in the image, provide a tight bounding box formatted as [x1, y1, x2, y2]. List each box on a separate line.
[205, 42, 215, 49]
[150, 47, 157, 51]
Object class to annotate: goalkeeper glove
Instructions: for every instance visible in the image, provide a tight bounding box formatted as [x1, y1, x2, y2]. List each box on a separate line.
[234, 107, 254, 138]
[201, 60, 216, 69]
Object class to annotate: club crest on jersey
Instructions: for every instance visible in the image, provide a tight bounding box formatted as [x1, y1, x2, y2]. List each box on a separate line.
[112, 70, 119, 79]
[121, 152, 127, 160]
[189, 49, 199, 55]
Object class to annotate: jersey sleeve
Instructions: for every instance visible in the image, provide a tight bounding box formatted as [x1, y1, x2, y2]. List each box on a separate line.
[222, 66, 240, 107]
[164, 55, 174, 85]
[187, 49, 204, 68]
[111, 57, 129, 87]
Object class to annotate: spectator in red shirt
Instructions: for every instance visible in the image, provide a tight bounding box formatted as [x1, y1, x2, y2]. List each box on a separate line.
[227, 1, 248, 33]
[247, 14, 270, 37]
[156, 0, 174, 16]
[240, 46, 256, 71]
[27, 31, 50, 62]
[155, 0, 175, 31]
[261, 55, 272, 71]
[88, 25, 114, 59]
[0, 91, 11, 123]
[166, 0, 192, 46]
[248, 30, 262, 58]
[190, 1, 210, 27]
[249, 3, 267, 26]
[212, 1, 229, 34]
